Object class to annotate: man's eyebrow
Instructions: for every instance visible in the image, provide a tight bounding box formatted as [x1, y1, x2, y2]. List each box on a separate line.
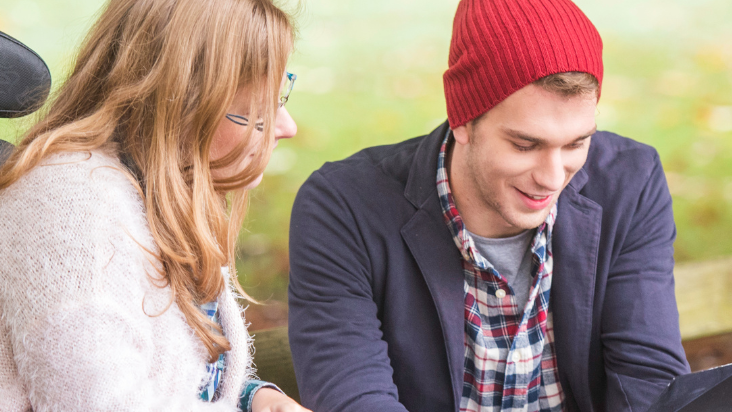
[502, 126, 597, 144]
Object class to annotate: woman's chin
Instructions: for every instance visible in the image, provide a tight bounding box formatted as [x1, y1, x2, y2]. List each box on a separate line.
[244, 173, 264, 190]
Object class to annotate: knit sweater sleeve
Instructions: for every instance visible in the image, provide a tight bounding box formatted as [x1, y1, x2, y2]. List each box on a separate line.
[0, 152, 239, 412]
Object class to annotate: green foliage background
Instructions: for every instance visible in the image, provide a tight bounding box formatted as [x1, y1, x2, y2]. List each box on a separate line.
[2, 0, 731, 328]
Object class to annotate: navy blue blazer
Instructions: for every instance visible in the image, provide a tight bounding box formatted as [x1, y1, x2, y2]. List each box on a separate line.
[288, 122, 690, 412]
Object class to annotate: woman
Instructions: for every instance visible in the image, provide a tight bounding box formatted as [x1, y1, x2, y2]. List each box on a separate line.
[0, 0, 309, 411]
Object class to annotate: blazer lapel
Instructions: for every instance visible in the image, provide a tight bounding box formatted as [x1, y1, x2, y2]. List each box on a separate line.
[400, 122, 466, 411]
[552, 168, 602, 412]
[401, 196, 466, 412]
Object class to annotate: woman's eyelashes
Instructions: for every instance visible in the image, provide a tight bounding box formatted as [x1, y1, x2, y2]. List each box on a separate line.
[225, 113, 264, 132]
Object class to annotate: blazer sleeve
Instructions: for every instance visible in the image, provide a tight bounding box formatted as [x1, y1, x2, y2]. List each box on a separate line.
[288, 169, 410, 412]
[600, 151, 691, 411]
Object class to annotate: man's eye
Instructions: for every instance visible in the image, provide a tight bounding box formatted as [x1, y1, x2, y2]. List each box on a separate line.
[567, 141, 585, 149]
[513, 143, 534, 152]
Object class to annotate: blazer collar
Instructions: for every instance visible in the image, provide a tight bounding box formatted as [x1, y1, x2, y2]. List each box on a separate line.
[404, 121, 451, 209]
[567, 166, 589, 193]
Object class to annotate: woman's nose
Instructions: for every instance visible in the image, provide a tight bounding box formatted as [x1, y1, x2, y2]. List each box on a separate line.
[275, 107, 297, 140]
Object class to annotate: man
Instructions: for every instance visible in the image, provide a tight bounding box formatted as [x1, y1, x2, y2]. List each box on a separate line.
[287, 0, 690, 411]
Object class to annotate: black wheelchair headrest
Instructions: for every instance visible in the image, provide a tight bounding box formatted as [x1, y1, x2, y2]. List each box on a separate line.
[0, 31, 51, 119]
[0, 138, 11, 166]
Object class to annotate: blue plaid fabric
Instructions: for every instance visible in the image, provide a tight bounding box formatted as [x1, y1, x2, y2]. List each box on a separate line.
[198, 301, 225, 402]
[436, 132, 564, 412]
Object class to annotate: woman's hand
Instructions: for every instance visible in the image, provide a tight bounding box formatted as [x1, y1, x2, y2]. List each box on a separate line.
[251, 387, 312, 412]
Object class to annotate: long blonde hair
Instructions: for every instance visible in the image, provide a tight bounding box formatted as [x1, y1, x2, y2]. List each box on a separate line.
[0, 0, 294, 361]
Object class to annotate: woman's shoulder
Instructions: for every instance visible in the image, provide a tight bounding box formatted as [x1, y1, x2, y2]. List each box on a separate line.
[20, 149, 133, 193]
[1, 150, 143, 222]
[0, 150, 155, 286]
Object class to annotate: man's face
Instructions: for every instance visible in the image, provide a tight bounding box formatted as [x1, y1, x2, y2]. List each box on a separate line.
[450, 84, 597, 238]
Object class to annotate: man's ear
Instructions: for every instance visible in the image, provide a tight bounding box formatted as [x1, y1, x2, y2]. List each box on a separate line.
[452, 124, 470, 146]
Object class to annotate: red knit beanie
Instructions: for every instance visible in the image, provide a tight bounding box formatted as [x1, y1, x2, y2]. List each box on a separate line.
[443, 0, 604, 128]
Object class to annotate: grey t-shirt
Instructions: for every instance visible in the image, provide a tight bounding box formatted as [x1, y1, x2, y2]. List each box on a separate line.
[467, 229, 535, 309]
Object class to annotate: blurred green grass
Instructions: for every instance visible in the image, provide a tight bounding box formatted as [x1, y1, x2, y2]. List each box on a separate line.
[2, 0, 731, 327]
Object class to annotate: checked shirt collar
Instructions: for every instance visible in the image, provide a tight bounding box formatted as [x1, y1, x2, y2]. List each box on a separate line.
[436, 131, 564, 412]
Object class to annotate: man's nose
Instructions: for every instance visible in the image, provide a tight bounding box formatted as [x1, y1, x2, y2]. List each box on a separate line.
[533, 150, 566, 192]
[275, 107, 297, 140]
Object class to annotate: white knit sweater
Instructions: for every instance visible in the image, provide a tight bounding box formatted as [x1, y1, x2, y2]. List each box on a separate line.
[0, 151, 252, 411]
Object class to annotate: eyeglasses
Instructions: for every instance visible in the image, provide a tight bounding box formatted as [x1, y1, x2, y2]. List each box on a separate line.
[225, 71, 296, 132]
[279, 71, 297, 108]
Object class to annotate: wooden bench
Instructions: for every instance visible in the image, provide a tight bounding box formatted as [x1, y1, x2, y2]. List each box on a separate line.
[250, 327, 301, 403]
[675, 258, 732, 371]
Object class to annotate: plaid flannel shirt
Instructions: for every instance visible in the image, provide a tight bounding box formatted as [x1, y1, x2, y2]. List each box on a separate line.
[437, 133, 564, 412]
[198, 301, 226, 402]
